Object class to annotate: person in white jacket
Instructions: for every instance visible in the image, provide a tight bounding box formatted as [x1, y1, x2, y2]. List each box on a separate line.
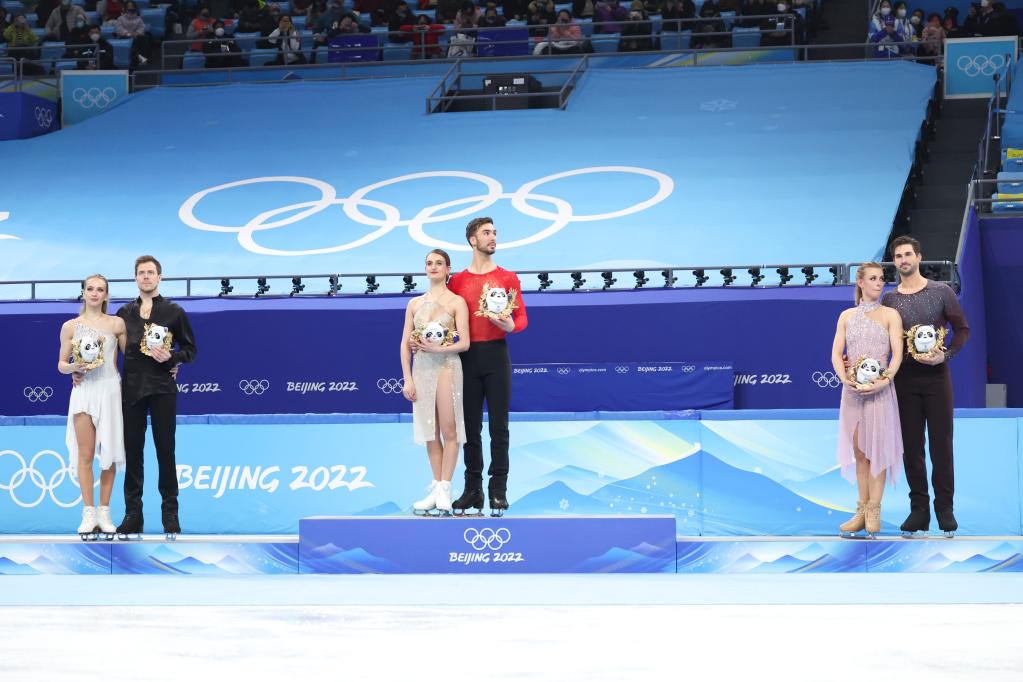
[44, 0, 87, 41]
[268, 14, 307, 64]
[114, 0, 150, 66]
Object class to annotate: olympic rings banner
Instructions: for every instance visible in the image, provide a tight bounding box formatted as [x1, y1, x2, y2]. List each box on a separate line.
[0, 93, 59, 141]
[59, 70, 129, 127]
[944, 37, 1018, 99]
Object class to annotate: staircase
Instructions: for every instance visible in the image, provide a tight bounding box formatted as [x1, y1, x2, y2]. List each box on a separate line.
[898, 99, 988, 262]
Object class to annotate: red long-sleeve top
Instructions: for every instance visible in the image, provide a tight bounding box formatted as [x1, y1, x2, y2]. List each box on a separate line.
[449, 267, 529, 343]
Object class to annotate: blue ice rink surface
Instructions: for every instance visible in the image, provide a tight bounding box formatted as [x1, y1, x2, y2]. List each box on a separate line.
[0, 61, 935, 281]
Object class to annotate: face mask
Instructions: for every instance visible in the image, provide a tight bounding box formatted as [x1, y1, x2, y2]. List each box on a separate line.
[897, 8, 906, 17]
[981, 0, 989, 6]
[90, 33, 100, 41]
[76, 19, 85, 27]
[777, 3, 786, 11]
[215, 27, 225, 36]
[880, 6, 890, 15]
[62, 0, 71, 6]
[911, 16, 920, 24]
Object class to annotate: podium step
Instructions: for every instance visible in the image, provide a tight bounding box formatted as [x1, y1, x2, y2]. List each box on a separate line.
[300, 516, 677, 574]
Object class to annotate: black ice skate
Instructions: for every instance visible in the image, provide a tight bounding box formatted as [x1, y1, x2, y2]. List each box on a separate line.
[900, 508, 930, 538]
[116, 512, 144, 541]
[936, 509, 958, 539]
[162, 509, 181, 541]
[489, 492, 509, 518]
[451, 488, 485, 516]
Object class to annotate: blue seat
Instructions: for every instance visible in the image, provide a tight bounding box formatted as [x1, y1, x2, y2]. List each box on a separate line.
[660, 29, 692, 51]
[419, 9, 436, 21]
[1001, 149, 1023, 172]
[996, 171, 1023, 194]
[277, 2, 292, 14]
[991, 193, 1023, 212]
[300, 30, 314, 62]
[476, 28, 529, 57]
[731, 26, 761, 48]
[327, 33, 379, 62]
[182, 51, 205, 69]
[55, 59, 77, 71]
[358, 12, 372, 25]
[577, 18, 593, 38]
[71, 0, 84, 5]
[720, 9, 736, 30]
[107, 38, 132, 68]
[5, 1, 24, 14]
[248, 48, 278, 67]
[85, 10, 99, 24]
[383, 41, 412, 61]
[293, 15, 307, 30]
[141, 8, 167, 40]
[234, 32, 260, 54]
[101, 25, 116, 38]
[133, 0, 150, 7]
[41, 41, 66, 68]
[592, 32, 619, 53]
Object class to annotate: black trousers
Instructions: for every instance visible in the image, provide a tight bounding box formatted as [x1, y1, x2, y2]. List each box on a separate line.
[460, 340, 511, 494]
[894, 367, 955, 512]
[123, 392, 179, 515]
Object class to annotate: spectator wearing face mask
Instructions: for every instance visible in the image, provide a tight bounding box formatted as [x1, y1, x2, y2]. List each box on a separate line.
[76, 24, 114, 69]
[534, 8, 582, 53]
[400, 12, 445, 58]
[892, 2, 913, 40]
[44, 0, 87, 41]
[4, 13, 43, 74]
[478, 4, 506, 27]
[203, 19, 245, 67]
[907, 9, 925, 41]
[619, 1, 654, 51]
[980, 2, 1019, 36]
[268, 14, 307, 63]
[870, 14, 907, 57]
[762, 0, 803, 46]
[661, 0, 695, 32]
[115, 0, 150, 66]
[66, 12, 92, 47]
[870, 0, 894, 35]
[188, 5, 217, 51]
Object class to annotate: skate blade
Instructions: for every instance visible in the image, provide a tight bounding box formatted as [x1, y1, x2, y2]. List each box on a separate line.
[489, 510, 506, 518]
[412, 509, 435, 517]
[942, 531, 955, 539]
[900, 530, 927, 538]
[165, 533, 178, 541]
[839, 531, 863, 539]
[866, 532, 878, 540]
[117, 533, 143, 541]
[79, 533, 98, 542]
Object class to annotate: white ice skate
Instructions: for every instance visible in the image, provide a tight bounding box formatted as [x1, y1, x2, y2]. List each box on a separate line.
[96, 506, 116, 540]
[78, 506, 99, 541]
[412, 481, 440, 516]
[434, 480, 453, 516]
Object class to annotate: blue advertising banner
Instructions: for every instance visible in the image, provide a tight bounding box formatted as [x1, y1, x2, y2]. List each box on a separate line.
[0, 92, 58, 140]
[944, 37, 1018, 99]
[299, 516, 677, 573]
[509, 362, 734, 412]
[59, 70, 129, 127]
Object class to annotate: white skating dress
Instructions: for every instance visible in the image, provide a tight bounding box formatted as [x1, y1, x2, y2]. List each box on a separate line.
[66, 322, 125, 472]
[411, 300, 466, 446]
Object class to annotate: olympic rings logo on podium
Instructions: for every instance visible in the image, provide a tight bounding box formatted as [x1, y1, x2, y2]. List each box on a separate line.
[0, 449, 89, 509]
[34, 106, 54, 129]
[377, 378, 405, 394]
[23, 386, 54, 403]
[811, 371, 842, 388]
[464, 527, 511, 551]
[178, 167, 675, 256]
[956, 54, 1007, 77]
[72, 87, 118, 109]
[238, 379, 270, 395]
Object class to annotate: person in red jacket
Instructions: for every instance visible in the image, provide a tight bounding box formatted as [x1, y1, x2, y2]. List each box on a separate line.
[443, 216, 528, 516]
[400, 13, 446, 58]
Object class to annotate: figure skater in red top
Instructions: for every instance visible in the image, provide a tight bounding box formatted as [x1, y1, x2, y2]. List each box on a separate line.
[443, 216, 528, 516]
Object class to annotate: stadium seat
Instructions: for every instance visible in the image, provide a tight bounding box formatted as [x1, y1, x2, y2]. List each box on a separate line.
[476, 28, 530, 58]
[996, 171, 1023, 194]
[133, 0, 150, 7]
[248, 49, 279, 67]
[660, 29, 692, 51]
[277, 2, 292, 13]
[1001, 148, 1023, 172]
[107, 38, 132, 69]
[233, 32, 260, 55]
[101, 25, 116, 39]
[41, 41, 66, 71]
[383, 41, 413, 61]
[4, 1, 24, 15]
[991, 193, 1023, 212]
[182, 51, 206, 69]
[720, 9, 736, 30]
[731, 26, 761, 48]
[55, 60, 77, 72]
[592, 33, 619, 53]
[142, 7, 167, 40]
[577, 18, 593, 38]
[85, 10, 98, 24]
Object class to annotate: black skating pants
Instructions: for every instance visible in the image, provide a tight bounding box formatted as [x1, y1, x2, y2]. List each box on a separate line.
[895, 367, 955, 513]
[460, 340, 511, 495]
[123, 392, 179, 515]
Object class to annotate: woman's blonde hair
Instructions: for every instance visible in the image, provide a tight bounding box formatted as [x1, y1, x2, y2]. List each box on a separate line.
[80, 274, 110, 315]
[855, 262, 884, 306]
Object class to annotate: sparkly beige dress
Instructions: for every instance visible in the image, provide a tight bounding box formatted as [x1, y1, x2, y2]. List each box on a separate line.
[411, 299, 466, 445]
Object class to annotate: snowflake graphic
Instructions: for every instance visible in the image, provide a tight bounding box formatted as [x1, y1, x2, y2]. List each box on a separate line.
[558, 498, 569, 511]
[700, 98, 737, 112]
[640, 507, 648, 514]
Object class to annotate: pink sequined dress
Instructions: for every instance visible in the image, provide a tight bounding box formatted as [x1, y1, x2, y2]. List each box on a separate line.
[836, 302, 903, 486]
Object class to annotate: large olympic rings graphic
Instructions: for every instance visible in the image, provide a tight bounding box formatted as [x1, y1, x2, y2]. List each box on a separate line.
[463, 527, 511, 551]
[72, 87, 118, 109]
[24, 386, 54, 403]
[178, 167, 675, 256]
[956, 54, 1007, 78]
[0, 449, 91, 509]
[811, 371, 842, 389]
[238, 379, 270, 395]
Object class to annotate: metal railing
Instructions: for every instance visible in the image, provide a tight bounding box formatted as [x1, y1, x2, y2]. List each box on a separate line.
[0, 260, 960, 301]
